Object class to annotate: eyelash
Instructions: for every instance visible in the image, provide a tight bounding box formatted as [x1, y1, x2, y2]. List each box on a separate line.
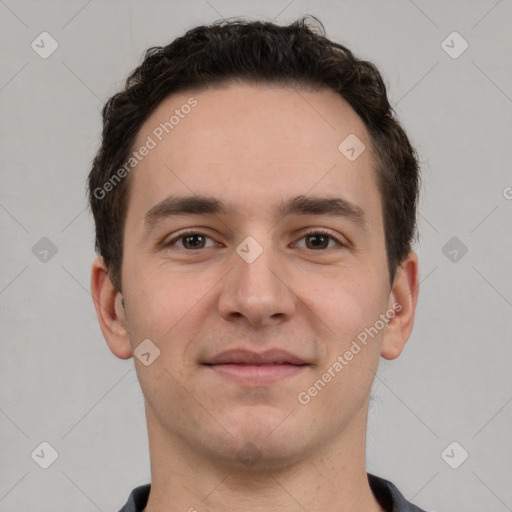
[164, 229, 345, 251]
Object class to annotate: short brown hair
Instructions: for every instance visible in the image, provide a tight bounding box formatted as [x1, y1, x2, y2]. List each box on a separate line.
[88, 15, 420, 291]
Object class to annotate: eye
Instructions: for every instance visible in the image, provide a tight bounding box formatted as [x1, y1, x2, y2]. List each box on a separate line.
[294, 230, 343, 250]
[165, 231, 218, 250]
[163, 229, 344, 251]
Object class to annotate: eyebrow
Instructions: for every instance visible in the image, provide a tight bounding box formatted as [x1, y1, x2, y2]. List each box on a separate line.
[143, 194, 367, 229]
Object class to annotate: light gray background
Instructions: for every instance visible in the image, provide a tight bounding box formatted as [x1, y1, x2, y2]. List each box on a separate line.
[1, 1, 511, 511]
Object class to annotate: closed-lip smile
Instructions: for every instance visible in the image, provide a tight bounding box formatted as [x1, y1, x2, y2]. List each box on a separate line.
[203, 348, 309, 385]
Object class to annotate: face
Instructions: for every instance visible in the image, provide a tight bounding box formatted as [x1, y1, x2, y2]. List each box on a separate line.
[93, 82, 417, 470]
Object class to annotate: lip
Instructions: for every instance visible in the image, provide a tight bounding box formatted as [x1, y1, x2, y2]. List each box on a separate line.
[204, 348, 307, 365]
[203, 349, 309, 385]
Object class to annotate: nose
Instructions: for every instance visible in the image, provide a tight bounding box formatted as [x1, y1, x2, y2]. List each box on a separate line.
[217, 238, 297, 327]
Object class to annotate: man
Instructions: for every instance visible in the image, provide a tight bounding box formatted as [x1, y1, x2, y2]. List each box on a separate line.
[88, 16, 425, 512]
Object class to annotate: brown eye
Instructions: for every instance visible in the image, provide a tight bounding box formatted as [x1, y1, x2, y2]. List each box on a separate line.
[181, 234, 206, 249]
[165, 232, 216, 250]
[294, 231, 342, 250]
[305, 234, 330, 249]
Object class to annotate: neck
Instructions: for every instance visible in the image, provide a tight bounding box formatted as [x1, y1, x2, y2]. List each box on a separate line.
[142, 404, 385, 512]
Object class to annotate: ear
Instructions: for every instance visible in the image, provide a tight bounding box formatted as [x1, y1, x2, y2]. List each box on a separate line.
[381, 251, 419, 360]
[90, 257, 132, 360]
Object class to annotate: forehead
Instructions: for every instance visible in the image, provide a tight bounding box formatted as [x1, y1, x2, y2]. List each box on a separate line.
[128, 82, 380, 223]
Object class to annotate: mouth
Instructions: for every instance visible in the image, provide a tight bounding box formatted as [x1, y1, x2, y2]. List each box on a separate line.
[202, 349, 310, 385]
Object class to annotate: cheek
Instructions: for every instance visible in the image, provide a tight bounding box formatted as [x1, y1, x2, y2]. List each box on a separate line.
[301, 265, 387, 334]
[299, 281, 386, 411]
[123, 263, 219, 353]
[123, 267, 209, 414]
[298, 268, 388, 402]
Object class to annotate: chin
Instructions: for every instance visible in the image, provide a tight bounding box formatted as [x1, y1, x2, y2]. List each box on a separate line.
[223, 418, 312, 467]
[220, 435, 309, 473]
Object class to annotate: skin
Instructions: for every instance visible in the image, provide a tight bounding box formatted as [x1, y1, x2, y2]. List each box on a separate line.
[91, 82, 418, 512]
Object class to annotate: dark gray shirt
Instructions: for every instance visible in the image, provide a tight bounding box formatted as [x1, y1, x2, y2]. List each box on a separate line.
[118, 473, 427, 511]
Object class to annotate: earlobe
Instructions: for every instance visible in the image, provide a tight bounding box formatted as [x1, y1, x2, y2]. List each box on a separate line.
[381, 251, 419, 360]
[90, 257, 133, 360]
